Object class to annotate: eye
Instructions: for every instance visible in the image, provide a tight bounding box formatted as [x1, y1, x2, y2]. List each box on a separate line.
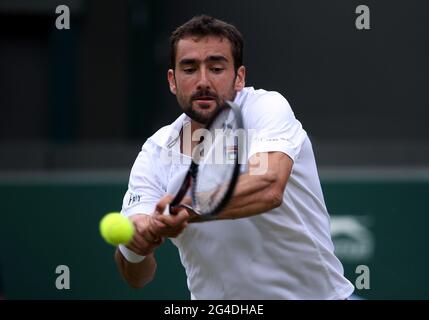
[211, 67, 224, 73]
[183, 68, 195, 74]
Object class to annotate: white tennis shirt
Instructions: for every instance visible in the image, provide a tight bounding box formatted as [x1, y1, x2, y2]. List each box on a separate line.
[121, 87, 355, 299]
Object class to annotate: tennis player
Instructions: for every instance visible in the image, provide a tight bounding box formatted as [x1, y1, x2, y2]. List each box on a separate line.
[115, 15, 355, 299]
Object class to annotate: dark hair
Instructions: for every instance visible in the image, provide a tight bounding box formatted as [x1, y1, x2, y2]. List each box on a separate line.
[170, 15, 244, 73]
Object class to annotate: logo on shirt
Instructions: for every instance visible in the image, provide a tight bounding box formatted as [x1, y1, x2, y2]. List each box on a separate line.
[128, 193, 142, 206]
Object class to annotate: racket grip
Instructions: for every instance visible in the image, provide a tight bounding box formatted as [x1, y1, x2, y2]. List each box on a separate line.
[163, 204, 171, 216]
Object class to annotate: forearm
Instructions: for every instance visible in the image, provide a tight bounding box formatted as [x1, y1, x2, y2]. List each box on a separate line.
[209, 152, 291, 220]
[114, 201, 189, 288]
[215, 171, 282, 220]
[115, 249, 157, 289]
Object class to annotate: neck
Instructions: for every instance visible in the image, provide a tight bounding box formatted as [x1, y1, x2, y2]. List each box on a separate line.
[190, 119, 205, 133]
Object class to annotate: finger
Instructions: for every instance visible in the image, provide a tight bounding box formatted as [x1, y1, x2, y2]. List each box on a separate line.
[126, 243, 143, 256]
[156, 209, 190, 227]
[152, 218, 168, 230]
[142, 228, 162, 244]
[150, 217, 187, 238]
[128, 233, 162, 255]
[131, 214, 152, 235]
[169, 205, 183, 215]
[155, 194, 174, 215]
[127, 240, 149, 256]
[132, 232, 162, 250]
[173, 209, 190, 225]
[139, 219, 164, 244]
[147, 216, 168, 236]
[129, 233, 148, 250]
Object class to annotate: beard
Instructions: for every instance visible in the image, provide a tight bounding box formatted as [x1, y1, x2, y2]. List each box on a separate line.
[180, 89, 223, 124]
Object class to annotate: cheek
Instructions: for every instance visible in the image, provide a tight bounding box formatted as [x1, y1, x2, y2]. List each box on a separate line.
[174, 82, 191, 103]
[175, 77, 192, 92]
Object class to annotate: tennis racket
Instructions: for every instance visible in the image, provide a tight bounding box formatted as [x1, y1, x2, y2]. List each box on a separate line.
[165, 100, 244, 220]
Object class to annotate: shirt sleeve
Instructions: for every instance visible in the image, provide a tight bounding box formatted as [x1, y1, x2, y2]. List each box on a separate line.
[244, 91, 307, 162]
[121, 141, 165, 217]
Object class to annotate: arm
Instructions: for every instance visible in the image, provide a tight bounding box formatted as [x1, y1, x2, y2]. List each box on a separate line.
[115, 198, 189, 289]
[114, 213, 161, 289]
[207, 91, 303, 220]
[193, 93, 299, 221]
[218, 151, 292, 219]
[190, 151, 292, 221]
[115, 250, 157, 289]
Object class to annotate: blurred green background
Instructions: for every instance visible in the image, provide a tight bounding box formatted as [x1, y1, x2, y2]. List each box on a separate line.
[1, 170, 428, 299]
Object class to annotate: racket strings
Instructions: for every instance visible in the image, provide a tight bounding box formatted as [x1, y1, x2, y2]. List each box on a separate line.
[192, 107, 240, 214]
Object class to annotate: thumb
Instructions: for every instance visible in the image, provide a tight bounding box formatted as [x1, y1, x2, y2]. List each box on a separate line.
[155, 195, 174, 215]
[181, 196, 192, 206]
[174, 208, 192, 225]
[177, 208, 190, 222]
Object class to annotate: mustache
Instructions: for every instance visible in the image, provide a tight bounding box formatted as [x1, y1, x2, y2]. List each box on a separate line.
[191, 90, 218, 100]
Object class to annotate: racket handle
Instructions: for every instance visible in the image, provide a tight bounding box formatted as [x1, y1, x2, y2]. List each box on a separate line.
[164, 204, 199, 216]
[178, 204, 201, 216]
[163, 204, 171, 216]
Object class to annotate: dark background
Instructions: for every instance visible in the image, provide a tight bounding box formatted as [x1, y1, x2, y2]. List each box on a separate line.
[1, 0, 428, 168]
[0, 0, 428, 300]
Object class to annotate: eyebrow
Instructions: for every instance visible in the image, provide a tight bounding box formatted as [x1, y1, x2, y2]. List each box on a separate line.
[179, 55, 229, 66]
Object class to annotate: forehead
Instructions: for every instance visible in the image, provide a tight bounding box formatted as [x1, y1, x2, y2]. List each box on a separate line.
[175, 36, 233, 62]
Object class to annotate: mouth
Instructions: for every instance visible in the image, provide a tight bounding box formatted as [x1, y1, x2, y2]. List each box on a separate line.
[193, 96, 215, 101]
[193, 97, 216, 108]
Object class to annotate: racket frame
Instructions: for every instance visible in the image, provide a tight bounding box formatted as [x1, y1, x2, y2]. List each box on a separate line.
[167, 100, 243, 218]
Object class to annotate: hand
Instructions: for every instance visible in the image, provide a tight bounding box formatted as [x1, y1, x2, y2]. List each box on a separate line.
[173, 196, 214, 223]
[151, 195, 191, 238]
[126, 214, 164, 256]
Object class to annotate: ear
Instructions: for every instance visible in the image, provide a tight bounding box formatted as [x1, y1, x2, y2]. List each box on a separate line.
[234, 66, 246, 91]
[167, 69, 177, 95]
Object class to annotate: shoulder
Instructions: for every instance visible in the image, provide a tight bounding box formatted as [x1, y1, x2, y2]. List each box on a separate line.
[240, 87, 287, 102]
[237, 87, 296, 125]
[238, 87, 294, 115]
[143, 113, 186, 150]
[146, 125, 171, 149]
[130, 129, 168, 181]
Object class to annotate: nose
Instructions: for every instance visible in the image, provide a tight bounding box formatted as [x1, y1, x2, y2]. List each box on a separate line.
[196, 68, 210, 90]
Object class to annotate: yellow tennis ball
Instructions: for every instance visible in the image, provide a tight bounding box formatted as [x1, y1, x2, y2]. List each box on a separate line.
[99, 212, 134, 246]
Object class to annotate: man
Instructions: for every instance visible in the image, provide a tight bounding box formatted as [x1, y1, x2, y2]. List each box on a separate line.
[115, 15, 354, 299]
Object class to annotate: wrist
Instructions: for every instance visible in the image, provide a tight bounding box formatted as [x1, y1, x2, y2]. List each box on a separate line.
[118, 244, 146, 263]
